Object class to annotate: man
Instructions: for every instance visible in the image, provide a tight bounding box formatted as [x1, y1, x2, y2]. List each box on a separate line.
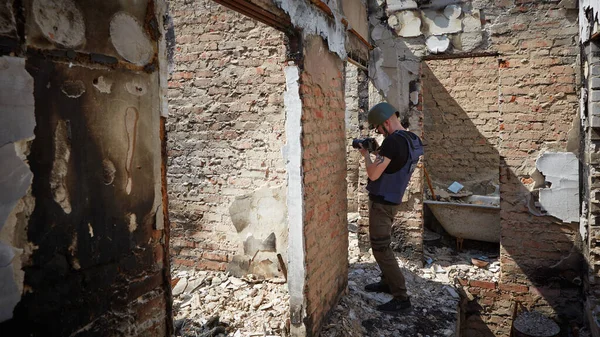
[357, 102, 423, 313]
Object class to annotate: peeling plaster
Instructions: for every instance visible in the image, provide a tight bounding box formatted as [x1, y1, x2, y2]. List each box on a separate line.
[126, 79, 148, 96]
[61, 80, 86, 98]
[422, 9, 462, 35]
[535, 152, 579, 223]
[50, 120, 72, 214]
[93, 76, 113, 94]
[229, 185, 287, 278]
[124, 107, 139, 195]
[128, 213, 138, 233]
[0, 144, 33, 232]
[102, 159, 116, 185]
[0, 2, 15, 35]
[0, 56, 35, 324]
[274, 0, 347, 59]
[32, 0, 85, 48]
[110, 12, 154, 66]
[0, 57, 35, 147]
[386, 0, 418, 12]
[426, 35, 450, 53]
[390, 11, 422, 37]
[580, 0, 600, 43]
[282, 65, 306, 330]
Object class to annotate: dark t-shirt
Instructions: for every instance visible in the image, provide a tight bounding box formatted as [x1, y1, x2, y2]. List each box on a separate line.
[368, 131, 411, 205]
[378, 132, 409, 173]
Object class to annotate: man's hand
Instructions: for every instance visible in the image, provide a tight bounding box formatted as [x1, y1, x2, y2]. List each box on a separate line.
[358, 143, 369, 157]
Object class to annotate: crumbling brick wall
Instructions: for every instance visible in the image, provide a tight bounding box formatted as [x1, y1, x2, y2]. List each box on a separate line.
[423, 57, 500, 191]
[167, 0, 287, 271]
[345, 63, 369, 213]
[300, 35, 349, 336]
[582, 39, 600, 335]
[370, 0, 582, 334]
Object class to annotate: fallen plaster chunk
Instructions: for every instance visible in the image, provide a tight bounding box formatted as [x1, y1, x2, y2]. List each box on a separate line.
[0, 56, 35, 147]
[0, 143, 33, 228]
[386, 0, 418, 12]
[422, 10, 462, 35]
[393, 11, 422, 37]
[535, 152, 579, 223]
[426, 35, 450, 53]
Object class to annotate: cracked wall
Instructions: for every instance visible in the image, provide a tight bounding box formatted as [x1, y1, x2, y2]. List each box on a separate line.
[0, 1, 172, 335]
[166, 0, 288, 273]
[369, 0, 582, 334]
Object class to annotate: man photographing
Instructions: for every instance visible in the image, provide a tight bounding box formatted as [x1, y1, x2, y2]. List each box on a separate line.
[356, 102, 423, 313]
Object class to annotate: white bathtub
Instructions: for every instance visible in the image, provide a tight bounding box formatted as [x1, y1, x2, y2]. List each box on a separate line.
[424, 195, 500, 243]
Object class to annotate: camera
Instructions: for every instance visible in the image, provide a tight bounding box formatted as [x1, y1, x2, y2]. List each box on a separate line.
[352, 138, 378, 152]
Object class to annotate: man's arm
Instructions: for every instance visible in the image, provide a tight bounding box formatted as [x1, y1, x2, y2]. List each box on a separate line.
[361, 149, 391, 181]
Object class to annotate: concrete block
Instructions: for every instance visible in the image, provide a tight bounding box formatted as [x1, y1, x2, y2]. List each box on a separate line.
[592, 115, 600, 128]
[392, 11, 422, 37]
[386, 0, 418, 12]
[591, 77, 600, 89]
[426, 35, 450, 53]
[591, 90, 600, 102]
[422, 10, 461, 35]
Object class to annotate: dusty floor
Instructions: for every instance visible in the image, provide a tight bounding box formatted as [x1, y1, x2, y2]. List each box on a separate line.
[171, 216, 504, 337]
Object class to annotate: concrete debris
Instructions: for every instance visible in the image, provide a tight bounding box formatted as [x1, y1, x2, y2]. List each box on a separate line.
[426, 244, 500, 283]
[172, 269, 290, 337]
[170, 217, 501, 337]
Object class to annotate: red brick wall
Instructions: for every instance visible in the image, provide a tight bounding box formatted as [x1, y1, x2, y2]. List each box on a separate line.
[485, 2, 580, 334]
[423, 57, 500, 190]
[300, 35, 349, 336]
[167, 0, 287, 270]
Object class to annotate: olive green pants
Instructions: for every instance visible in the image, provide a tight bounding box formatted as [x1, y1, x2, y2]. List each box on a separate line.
[369, 200, 409, 300]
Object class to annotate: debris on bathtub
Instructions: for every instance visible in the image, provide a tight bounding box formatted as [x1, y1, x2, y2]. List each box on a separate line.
[471, 257, 489, 268]
[434, 188, 450, 199]
[447, 181, 464, 193]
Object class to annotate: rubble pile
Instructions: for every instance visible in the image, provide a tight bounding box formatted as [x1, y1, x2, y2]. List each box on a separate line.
[172, 269, 289, 337]
[321, 228, 461, 337]
[171, 216, 504, 337]
[424, 244, 500, 283]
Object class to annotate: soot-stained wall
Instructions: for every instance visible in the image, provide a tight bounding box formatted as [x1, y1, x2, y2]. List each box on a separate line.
[0, 1, 172, 336]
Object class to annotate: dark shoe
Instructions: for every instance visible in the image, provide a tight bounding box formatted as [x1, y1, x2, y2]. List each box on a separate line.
[364, 281, 391, 294]
[376, 298, 412, 313]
